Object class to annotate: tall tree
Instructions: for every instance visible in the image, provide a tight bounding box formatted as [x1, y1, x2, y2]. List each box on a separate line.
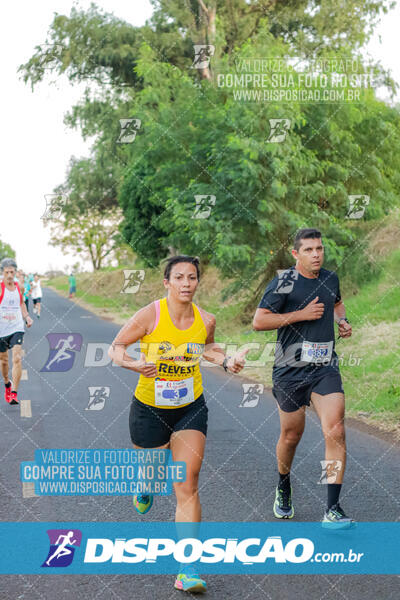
[0, 240, 16, 262]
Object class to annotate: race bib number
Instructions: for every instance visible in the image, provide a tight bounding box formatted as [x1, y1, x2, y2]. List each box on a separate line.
[0, 310, 17, 323]
[301, 341, 333, 364]
[155, 377, 195, 407]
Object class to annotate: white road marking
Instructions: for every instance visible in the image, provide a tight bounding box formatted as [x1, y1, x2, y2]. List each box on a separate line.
[20, 399, 32, 418]
[21, 369, 28, 380]
[22, 482, 37, 498]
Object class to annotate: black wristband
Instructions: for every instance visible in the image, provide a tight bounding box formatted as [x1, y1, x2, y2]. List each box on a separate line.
[338, 317, 350, 324]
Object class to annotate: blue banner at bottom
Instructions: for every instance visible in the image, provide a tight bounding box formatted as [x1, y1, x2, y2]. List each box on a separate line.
[0, 522, 398, 574]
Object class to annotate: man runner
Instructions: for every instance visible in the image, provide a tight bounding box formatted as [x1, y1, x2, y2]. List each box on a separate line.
[253, 229, 354, 527]
[0, 258, 33, 405]
[109, 255, 248, 593]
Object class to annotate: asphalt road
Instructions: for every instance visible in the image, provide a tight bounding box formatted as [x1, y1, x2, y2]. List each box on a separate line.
[0, 288, 399, 599]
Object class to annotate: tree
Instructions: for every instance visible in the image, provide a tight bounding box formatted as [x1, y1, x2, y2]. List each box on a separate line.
[46, 205, 125, 271]
[19, 0, 400, 299]
[118, 39, 400, 303]
[0, 240, 16, 262]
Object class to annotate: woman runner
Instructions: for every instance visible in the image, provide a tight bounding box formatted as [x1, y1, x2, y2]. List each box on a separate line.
[108, 255, 248, 594]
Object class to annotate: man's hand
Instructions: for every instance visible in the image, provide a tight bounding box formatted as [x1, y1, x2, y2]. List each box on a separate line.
[227, 348, 249, 374]
[299, 296, 324, 321]
[25, 316, 33, 328]
[338, 319, 352, 338]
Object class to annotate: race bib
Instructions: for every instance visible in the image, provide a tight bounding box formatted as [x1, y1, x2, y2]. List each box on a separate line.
[155, 377, 195, 407]
[301, 341, 333, 364]
[0, 310, 17, 323]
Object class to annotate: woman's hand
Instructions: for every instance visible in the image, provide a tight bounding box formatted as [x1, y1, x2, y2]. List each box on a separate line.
[135, 354, 157, 377]
[227, 348, 249, 374]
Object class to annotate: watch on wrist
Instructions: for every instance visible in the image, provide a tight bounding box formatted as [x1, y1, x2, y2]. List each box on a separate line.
[222, 357, 229, 372]
[338, 317, 349, 324]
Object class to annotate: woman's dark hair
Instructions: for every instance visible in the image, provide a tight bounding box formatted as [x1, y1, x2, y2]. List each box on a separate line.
[163, 255, 200, 281]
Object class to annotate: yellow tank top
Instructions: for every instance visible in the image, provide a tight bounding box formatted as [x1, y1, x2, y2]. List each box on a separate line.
[134, 297, 207, 408]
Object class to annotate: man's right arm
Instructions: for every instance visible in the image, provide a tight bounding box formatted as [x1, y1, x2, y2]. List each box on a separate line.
[253, 296, 324, 331]
[253, 307, 304, 331]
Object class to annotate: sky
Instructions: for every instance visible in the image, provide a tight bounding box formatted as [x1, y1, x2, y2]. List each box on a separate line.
[1, 0, 399, 274]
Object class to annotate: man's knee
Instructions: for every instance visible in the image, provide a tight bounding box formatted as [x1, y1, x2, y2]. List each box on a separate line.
[323, 421, 345, 445]
[280, 427, 303, 447]
[0, 354, 9, 367]
[12, 352, 22, 367]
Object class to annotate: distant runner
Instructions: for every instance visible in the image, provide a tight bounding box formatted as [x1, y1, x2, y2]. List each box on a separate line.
[68, 273, 76, 298]
[31, 274, 42, 318]
[109, 255, 248, 593]
[0, 258, 33, 405]
[253, 228, 354, 528]
[23, 273, 31, 313]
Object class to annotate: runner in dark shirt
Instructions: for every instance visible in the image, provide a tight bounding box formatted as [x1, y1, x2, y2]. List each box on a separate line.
[253, 228, 355, 528]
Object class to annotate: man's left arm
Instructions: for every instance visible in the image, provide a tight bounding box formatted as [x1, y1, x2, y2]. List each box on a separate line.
[21, 300, 33, 328]
[334, 300, 352, 338]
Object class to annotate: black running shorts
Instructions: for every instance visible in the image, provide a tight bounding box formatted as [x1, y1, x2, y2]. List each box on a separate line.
[272, 367, 344, 413]
[0, 332, 24, 353]
[129, 393, 208, 448]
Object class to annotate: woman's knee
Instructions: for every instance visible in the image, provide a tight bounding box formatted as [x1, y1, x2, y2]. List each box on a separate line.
[175, 474, 200, 500]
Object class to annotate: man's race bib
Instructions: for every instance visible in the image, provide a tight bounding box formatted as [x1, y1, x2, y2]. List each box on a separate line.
[155, 377, 195, 407]
[0, 310, 17, 323]
[301, 341, 333, 364]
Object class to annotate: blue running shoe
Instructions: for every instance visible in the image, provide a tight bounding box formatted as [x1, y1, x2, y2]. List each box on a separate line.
[174, 565, 207, 593]
[133, 494, 153, 514]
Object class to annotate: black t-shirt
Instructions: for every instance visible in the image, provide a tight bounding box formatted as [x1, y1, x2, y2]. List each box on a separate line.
[258, 266, 341, 381]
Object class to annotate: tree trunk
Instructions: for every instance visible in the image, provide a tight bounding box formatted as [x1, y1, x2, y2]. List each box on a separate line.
[196, 0, 216, 80]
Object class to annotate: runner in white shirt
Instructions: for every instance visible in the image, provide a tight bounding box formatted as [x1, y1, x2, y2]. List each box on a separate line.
[0, 258, 33, 405]
[31, 274, 42, 318]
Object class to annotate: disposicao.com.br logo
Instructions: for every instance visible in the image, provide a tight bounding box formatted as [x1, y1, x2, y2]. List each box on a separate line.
[83, 536, 363, 566]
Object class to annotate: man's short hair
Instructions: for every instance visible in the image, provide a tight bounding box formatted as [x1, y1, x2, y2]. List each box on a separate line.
[293, 228, 322, 251]
[1, 257, 17, 271]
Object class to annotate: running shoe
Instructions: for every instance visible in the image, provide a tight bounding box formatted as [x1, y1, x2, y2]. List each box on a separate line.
[4, 381, 12, 404]
[133, 494, 153, 514]
[322, 503, 355, 529]
[174, 565, 207, 593]
[273, 486, 294, 519]
[9, 391, 18, 405]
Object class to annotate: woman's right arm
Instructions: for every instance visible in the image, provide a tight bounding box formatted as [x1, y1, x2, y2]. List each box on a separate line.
[108, 304, 157, 377]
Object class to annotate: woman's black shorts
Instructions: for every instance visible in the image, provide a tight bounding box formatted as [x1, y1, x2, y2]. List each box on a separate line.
[129, 393, 208, 448]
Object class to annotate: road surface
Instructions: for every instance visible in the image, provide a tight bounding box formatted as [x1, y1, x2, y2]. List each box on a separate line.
[0, 288, 398, 599]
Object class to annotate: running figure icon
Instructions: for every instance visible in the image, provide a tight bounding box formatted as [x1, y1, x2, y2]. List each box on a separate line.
[45, 335, 76, 370]
[45, 531, 77, 566]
